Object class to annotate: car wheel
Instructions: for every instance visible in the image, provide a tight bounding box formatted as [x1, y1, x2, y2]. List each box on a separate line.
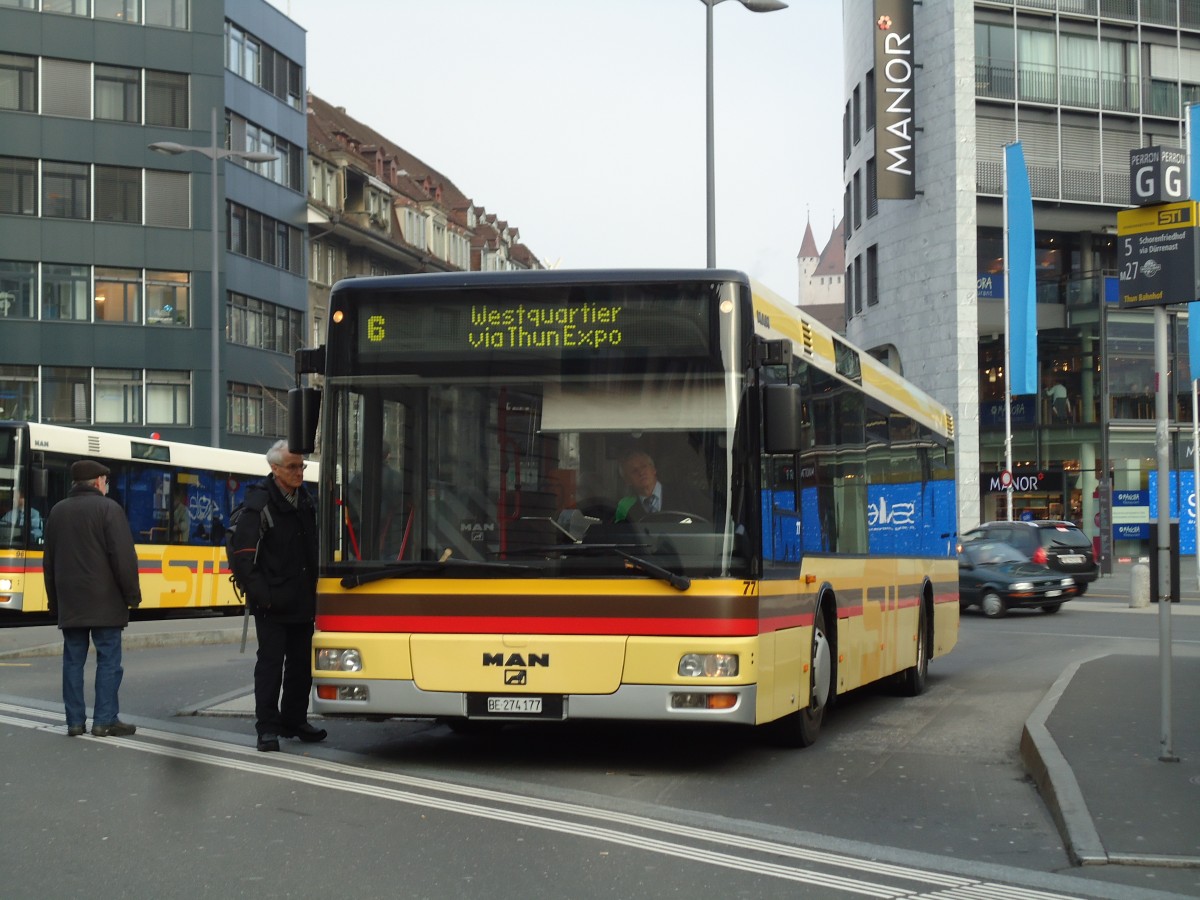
[981, 591, 1007, 618]
[1041, 602, 1062, 614]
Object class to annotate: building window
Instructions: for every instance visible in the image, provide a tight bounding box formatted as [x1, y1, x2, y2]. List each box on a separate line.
[853, 255, 863, 315]
[40, 58, 90, 118]
[0, 259, 36, 319]
[42, 160, 89, 219]
[95, 0, 140, 23]
[866, 245, 879, 307]
[227, 381, 287, 438]
[94, 65, 139, 122]
[0, 364, 37, 420]
[95, 368, 142, 424]
[42, 0, 89, 17]
[228, 291, 303, 353]
[144, 170, 189, 227]
[42, 263, 90, 321]
[41, 366, 90, 423]
[147, 369, 190, 425]
[95, 165, 142, 223]
[866, 157, 878, 218]
[145, 70, 188, 128]
[226, 201, 304, 274]
[0, 53, 37, 112]
[0, 156, 36, 215]
[144, 0, 188, 29]
[146, 270, 189, 325]
[94, 266, 141, 323]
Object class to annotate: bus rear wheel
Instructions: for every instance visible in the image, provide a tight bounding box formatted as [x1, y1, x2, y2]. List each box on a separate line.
[769, 612, 832, 748]
[897, 601, 929, 696]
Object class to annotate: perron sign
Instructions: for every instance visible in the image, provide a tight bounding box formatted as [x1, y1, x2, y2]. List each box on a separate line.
[874, 0, 915, 200]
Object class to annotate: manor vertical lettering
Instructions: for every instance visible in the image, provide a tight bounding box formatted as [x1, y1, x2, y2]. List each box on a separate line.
[874, 0, 916, 200]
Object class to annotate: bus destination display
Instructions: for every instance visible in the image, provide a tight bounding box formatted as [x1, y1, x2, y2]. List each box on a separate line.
[354, 292, 712, 359]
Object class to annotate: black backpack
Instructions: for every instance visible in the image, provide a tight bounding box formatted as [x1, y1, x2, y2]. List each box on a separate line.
[224, 487, 273, 651]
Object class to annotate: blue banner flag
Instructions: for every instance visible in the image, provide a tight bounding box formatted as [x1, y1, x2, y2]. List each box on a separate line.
[1005, 142, 1037, 395]
[1190, 104, 1200, 382]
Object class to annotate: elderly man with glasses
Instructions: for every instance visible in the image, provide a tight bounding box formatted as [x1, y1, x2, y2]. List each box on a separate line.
[228, 439, 323, 752]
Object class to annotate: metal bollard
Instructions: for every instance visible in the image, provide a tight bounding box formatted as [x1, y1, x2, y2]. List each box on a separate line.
[1130, 562, 1150, 608]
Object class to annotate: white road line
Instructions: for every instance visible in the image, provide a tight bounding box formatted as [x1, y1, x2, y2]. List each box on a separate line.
[0, 702, 1088, 900]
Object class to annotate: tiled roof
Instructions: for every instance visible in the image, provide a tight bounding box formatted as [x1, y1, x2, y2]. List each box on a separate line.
[306, 92, 540, 266]
[812, 218, 845, 277]
[797, 218, 820, 259]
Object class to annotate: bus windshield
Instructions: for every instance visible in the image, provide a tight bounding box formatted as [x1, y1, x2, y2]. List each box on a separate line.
[324, 368, 748, 579]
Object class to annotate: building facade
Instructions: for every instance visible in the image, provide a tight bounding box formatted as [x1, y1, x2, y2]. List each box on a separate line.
[0, 0, 305, 452]
[842, 1, 1200, 563]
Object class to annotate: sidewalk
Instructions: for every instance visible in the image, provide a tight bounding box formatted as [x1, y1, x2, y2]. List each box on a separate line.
[1021, 650, 1200, 869]
[0, 613, 249, 659]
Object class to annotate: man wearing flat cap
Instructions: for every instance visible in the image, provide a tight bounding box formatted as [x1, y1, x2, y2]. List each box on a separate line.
[43, 458, 142, 737]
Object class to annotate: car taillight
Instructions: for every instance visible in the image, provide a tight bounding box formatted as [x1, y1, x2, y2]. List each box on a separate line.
[1033, 547, 1048, 564]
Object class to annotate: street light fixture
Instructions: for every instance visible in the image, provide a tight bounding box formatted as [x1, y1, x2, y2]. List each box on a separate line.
[149, 107, 278, 448]
[702, 0, 787, 268]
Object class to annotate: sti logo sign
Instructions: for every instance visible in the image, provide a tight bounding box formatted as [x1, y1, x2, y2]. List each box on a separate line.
[1129, 146, 1188, 207]
[874, 0, 915, 200]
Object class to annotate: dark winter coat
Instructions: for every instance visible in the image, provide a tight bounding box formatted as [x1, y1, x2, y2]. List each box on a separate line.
[229, 475, 317, 622]
[43, 482, 142, 628]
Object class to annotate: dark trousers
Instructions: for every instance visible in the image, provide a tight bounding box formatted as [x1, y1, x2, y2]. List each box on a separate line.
[252, 615, 314, 735]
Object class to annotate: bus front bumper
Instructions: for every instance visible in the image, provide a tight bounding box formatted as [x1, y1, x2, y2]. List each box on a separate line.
[311, 678, 757, 725]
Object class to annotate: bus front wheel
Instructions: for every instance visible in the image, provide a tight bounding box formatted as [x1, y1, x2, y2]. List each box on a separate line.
[769, 612, 832, 748]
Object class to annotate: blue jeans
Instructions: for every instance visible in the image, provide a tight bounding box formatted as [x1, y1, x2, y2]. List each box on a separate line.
[62, 626, 124, 726]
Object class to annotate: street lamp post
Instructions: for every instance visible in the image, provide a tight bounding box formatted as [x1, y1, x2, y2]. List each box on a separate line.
[702, 0, 787, 268]
[150, 107, 278, 447]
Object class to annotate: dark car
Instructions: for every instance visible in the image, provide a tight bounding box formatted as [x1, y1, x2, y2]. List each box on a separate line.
[958, 539, 1078, 617]
[961, 520, 1098, 594]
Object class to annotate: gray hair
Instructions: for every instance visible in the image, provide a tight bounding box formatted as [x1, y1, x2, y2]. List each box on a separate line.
[265, 439, 291, 467]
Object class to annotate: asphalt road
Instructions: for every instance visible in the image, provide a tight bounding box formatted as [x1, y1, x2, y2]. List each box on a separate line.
[2, 583, 1196, 899]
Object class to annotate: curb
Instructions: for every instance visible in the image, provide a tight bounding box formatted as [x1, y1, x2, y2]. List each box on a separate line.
[0, 627, 246, 660]
[1020, 652, 1200, 870]
[1020, 654, 1107, 866]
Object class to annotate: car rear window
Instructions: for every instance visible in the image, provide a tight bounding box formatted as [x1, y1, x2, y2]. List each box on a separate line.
[1038, 526, 1090, 550]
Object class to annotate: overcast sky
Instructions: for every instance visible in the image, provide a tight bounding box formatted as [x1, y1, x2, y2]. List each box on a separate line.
[267, 0, 845, 301]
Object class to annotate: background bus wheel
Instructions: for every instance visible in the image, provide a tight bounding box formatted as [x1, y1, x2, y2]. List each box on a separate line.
[897, 601, 929, 696]
[770, 612, 832, 748]
[981, 591, 1007, 618]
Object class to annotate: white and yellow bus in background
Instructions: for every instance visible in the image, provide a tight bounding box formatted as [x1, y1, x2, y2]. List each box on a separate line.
[291, 269, 958, 746]
[0, 422, 313, 616]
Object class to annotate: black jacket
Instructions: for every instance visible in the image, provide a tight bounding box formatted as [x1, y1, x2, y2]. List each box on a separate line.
[43, 483, 142, 628]
[230, 475, 317, 622]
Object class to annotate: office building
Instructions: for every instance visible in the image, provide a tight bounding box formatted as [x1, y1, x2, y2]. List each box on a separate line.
[842, 1, 1199, 562]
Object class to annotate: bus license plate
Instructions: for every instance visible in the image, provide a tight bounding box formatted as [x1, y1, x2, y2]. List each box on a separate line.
[487, 696, 543, 714]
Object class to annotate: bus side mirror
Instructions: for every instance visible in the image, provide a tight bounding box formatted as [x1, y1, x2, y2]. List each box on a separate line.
[31, 467, 49, 500]
[288, 387, 321, 455]
[763, 383, 803, 454]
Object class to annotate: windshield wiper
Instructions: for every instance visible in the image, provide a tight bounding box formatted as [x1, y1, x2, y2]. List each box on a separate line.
[341, 557, 536, 588]
[615, 549, 691, 591]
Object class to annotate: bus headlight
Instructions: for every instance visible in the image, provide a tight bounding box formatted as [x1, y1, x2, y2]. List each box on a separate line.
[678, 653, 738, 677]
[316, 648, 363, 672]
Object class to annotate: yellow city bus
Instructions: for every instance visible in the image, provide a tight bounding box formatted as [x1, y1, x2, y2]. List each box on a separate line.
[0, 422, 314, 615]
[291, 269, 958, 745]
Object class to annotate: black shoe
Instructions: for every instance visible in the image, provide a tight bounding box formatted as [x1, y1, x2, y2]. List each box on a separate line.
[67, 723, 86, 737]
[280, 722, 327, 743]
[256, 733, 280, 752]
[91, 720, 136, 737]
